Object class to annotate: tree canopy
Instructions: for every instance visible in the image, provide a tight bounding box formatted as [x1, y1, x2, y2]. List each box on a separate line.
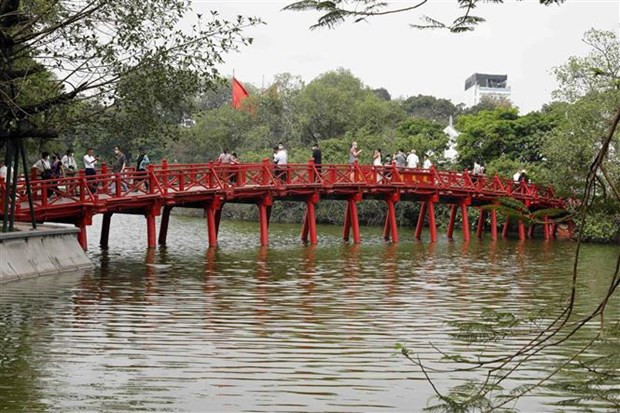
[283, 0, 565, 32]
[0, 0, 259, 144]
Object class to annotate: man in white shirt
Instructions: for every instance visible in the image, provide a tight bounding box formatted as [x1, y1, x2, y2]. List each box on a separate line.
[274, 144, 288, 165]
[83, 148, 98, 193]
[513, 170, 521, 182]
[406, 150, 419, 168]
[274, 144, 288, 182]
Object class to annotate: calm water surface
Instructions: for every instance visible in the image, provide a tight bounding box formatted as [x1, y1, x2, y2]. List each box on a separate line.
[0, 214, 618, 411]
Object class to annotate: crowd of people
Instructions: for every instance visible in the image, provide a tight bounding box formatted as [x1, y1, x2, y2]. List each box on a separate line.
[0, 142, 534, 191]
[17, 146, 150, 195]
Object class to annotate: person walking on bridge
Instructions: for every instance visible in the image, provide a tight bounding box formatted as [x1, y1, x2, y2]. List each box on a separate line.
[311, 143, 322, 181]
[113, 146, 128, 193]
[422, 155, 433, 169]
[373, 148, 382, 183]
[135, 147, 150, 192]
[217, 149, 233, 164]
[348, 142, 362, 164]
[394, 149, 406, 168]
[406, 149, 419, 169]
[274, 143, 288, 183]
[83, 148, 98, 193]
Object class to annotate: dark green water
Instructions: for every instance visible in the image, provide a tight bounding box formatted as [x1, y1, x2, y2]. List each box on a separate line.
[0, 214, 618, 411]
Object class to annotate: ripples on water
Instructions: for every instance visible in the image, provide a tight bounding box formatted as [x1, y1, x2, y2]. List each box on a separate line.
[0, 214, 618, 411]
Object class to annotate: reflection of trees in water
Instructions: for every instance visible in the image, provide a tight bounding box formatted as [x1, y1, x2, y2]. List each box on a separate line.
[0, 304, 47, 410]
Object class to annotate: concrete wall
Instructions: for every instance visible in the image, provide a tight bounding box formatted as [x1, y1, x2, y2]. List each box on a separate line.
[0, 225, 93, 283]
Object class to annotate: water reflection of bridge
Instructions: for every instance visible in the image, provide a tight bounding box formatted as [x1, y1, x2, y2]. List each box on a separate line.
[0, 161, 565, 249]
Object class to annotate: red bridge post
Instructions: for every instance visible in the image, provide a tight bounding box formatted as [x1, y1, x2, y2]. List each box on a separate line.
[543, 216, 551, 240]
[518, 220, 526, 241]
[414, 202, 427, 240]
[460, 201, 470, 242]
[301, 193, 319, 245]
[383, 192, 399, 243]
[343, 194, 361, 244]
[502, 218, 510, 239]
[206, 198, 222, 247]
[258, 196, 272, 246]
[76, 214, 91, 250]
[415, 197, 438, 242]
[490, 209, 498, 241]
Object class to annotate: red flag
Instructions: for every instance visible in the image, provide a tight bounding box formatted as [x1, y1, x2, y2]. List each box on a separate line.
[232, 77, 249, 109]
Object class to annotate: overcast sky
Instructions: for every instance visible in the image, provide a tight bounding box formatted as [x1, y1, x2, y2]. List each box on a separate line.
[193, 1, 619, 113]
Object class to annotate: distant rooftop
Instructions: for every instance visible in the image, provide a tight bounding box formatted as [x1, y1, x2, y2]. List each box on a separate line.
[465, 73, 508, 91]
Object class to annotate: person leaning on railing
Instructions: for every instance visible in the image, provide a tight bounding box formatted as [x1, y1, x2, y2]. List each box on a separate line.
[32, 152, 54, 197]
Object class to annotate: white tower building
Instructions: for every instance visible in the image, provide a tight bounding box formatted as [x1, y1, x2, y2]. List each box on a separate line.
[464, 73, 511, 107]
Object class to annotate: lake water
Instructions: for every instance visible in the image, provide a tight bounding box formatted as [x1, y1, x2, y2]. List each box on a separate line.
[0, 214, 618, 411]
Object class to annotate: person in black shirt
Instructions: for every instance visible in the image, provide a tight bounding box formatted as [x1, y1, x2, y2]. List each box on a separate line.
[311, 142, 322, 180]
[311, 143, 322, 165]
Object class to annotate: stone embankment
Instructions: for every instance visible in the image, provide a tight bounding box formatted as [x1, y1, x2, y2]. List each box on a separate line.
[0, 224, 93, 283]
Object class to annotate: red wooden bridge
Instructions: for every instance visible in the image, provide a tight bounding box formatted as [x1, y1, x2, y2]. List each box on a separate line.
[0, 160, 565, 250]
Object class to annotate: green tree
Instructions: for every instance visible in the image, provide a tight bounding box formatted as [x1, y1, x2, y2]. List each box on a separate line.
[402, 94, 458, 125]
[283, 0, 565, 32]
[455, 107, 556, 168]
[395, 118, 449, 162]
[543, 29, 620, 200]
[294, 68, 368, 141]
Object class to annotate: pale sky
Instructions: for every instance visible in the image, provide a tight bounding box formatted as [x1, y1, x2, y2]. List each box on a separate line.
[193, 0, 619, 113]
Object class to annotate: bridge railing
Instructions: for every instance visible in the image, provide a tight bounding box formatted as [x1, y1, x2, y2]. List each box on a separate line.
[152, 163, 225, 193]
[0, 161, 564, 219]
[0, 172, 97, 212]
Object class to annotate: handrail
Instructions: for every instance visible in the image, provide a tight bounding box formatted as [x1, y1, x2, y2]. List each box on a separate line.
[0, 160, 565, 219]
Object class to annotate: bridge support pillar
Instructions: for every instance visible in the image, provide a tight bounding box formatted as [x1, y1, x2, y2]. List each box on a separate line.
[383, 194, 399, 243]
[414, 202, 427, 240]
[447, 205, 457, 240]
[206, 199, 223, 248]
[518, 220, 526, 241]
[258, 197, 272, 246]
[207, 207, 217, 247]
[414, 199, 437, 242]
[301, 194, 318, 245]
[146, 213, 156, 248]
[428, 201, 437, 242]
[159, 206, 172, 246]
[460, 202, 470, 242]
[100, 212, 112, 248]
[502, 218, 510, 238]
[543, 216, 550, 240]
[343, 196, 361, 244]
[76, 214, 91, 251]
[527, 224, 535, 239]
[476, 209, 487, 239]
[490, 209, 498, 241]
[551, 222, 558, 239]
